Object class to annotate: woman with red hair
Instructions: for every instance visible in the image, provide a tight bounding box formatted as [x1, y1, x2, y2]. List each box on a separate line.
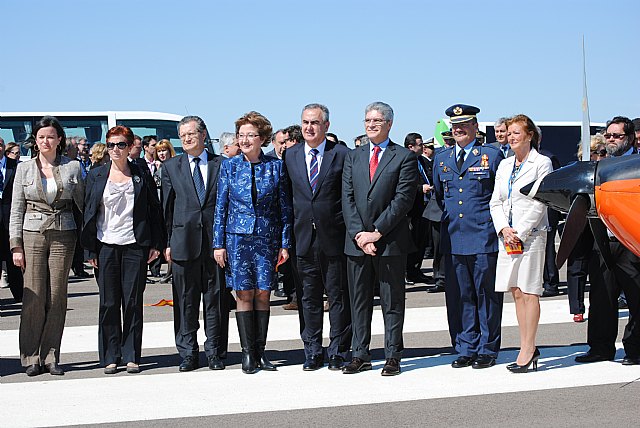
[81, 126, 164, 374]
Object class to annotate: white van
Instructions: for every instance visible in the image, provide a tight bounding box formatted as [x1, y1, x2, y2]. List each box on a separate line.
[0, 111, 187, 155]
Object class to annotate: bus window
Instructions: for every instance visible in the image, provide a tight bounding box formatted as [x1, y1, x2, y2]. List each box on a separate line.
[58, 117, 109, 144]
[116, 119, 182, 154]
[0, 118, 32, 155]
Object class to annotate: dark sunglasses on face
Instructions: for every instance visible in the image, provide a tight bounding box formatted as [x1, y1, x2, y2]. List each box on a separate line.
[591, 149, 607, 156]
[106, 142, 129, 150]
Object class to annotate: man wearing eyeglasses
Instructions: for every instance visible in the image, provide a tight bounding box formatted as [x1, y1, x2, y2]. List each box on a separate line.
[342, 102, 418, 376]
[161, 115, 229, 372]
[575, 116, 640, 365]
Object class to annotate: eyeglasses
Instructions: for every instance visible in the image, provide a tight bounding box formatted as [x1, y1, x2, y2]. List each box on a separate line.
[603, 133, 627, 140]
[237, 133, 261, 140]
[179, 131, 200, 140]
[106, 142, 129, 150]
[363, 118, 388, 126]
[591, 149, 607, 156]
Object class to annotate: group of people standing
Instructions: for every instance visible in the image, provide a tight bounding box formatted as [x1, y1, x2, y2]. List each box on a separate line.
[7, 103, 639, 378]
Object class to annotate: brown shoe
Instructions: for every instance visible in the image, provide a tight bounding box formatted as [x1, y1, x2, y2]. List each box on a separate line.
[342, 357, 372, 374]
[381, 358, 401, 376]
[282, 302, 298, 310]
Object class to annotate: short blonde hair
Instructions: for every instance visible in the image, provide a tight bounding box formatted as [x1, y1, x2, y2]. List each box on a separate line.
[90, 143, 108, 165]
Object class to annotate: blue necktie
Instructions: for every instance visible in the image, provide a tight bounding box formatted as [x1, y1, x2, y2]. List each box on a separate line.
[309, 148, 319, 192]
[192, 157, 206, 205]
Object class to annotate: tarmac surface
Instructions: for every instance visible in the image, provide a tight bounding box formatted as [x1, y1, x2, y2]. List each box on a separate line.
[1, 258, 639, 427]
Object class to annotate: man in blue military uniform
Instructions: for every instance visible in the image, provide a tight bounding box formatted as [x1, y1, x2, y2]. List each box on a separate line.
[433, 104, 504, 369]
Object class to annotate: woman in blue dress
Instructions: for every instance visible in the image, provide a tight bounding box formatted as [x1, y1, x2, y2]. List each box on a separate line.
[213, 111, 292, 374]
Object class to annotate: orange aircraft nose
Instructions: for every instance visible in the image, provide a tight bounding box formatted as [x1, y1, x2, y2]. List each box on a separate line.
[596, 179, 640, 258]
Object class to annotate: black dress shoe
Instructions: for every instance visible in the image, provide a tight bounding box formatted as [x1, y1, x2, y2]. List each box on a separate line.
[427, 284, 445, 293]
[472, 355, 496, 369]
[45, 363, 64, 375]
[328, 355, 345, 371]
[25, 364, 41, 377]
[542, 287, 559, 297]
[303, 355, 324, 371]
[406, 272, 433, 284]
[179, 355, 199, 372]
[381, 358, 401, 376]
[274, 289, 287, 298]
[451, 355, 475, 368]
[622, 355, 640, 365]
[574, 352, 614, 363]
[73, 268, 91, 278]
[342, 357, 372, 374]
[208, 355, 225, 370]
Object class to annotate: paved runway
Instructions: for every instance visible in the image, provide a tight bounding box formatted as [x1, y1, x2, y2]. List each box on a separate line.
[1, 262, 639, 427]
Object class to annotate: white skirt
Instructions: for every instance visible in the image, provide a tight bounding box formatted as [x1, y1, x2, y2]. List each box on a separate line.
[495, 230, 547, 295]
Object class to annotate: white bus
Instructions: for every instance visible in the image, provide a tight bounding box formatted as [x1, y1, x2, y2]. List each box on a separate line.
[0, 111, 188, 155]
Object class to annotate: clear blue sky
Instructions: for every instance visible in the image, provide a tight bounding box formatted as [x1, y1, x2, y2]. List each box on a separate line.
[1, 0, 638, 145]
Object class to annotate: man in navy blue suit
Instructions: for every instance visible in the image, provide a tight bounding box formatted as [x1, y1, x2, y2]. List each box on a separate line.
[433, 104, 504, 369]
[285, 103, 352, 371]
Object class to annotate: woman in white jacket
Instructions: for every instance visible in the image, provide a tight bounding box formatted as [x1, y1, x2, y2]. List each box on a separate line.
[489, 114, 553, 373]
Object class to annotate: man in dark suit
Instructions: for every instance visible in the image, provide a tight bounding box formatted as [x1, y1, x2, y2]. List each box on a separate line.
[162, 115, 229, 372]
[0, 137, 23, 303]
[404, 132, 433, 284]
[342, 102, 418, 376]
[285, 103, 352, 371]
[575, 116, 640, 365]
[433, 104, 504, 369]
[489, 117, 514, 158]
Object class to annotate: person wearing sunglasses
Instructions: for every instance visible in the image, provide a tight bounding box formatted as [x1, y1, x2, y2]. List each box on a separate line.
[575, 116, 640, 366]
[81, 126, 164, 374]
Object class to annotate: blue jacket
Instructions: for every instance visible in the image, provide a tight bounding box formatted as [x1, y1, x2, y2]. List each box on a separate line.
[213, 153, 292, 249]
[433, 141, 503, 255]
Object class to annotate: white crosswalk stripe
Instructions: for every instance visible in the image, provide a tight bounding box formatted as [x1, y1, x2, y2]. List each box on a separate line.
[1, 300, 638, 427]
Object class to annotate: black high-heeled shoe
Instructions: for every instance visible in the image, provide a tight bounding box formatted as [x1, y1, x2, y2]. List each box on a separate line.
[507, 348, 540, 373]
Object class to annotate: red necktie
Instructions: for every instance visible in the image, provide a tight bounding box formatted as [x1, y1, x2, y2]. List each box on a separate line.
[370, 146, 381, 181]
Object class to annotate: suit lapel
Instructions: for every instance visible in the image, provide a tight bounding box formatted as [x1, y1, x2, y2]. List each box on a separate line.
[179, 153, 200, 202]
[370, 142, 396, 189]
[460, 143, 481, 172]
[129, 161, 143, 205]
[291, 144, 312, 195]
[313, 141, 335, 197]
[205, 151, 218, 202]
[513, 149, 538, 183]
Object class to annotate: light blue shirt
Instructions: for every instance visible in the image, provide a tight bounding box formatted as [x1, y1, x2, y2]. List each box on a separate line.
[455, 139, 476, 163]
[369, 138, 390, 162]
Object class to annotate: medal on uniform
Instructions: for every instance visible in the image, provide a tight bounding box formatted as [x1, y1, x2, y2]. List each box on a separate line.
[443, 166, 448, 172]
[472, 149, 479, 156]
[481, 154, 489, 168]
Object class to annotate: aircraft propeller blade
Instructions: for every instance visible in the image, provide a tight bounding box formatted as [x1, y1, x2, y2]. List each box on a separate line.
[556, 194, 589, 269]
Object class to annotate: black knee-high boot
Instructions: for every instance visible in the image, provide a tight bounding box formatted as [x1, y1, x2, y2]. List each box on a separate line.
[236, 311, 257, 374]
[255, 310, 276, 371]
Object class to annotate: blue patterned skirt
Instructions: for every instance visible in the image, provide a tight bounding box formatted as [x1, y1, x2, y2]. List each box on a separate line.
[225, 233, 278, 291]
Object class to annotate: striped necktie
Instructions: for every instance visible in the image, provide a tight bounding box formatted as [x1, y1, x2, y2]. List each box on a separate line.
[309, 148, 319, 192]
[192, 157, 206, 205]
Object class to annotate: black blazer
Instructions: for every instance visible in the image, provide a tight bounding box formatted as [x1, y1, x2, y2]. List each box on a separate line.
[285, 140, 350, 257]
[0, 157, 18, 230]
[81, 160, 164, 258]
[342, 141, 419, 257]
[161, 151, 222, 261]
